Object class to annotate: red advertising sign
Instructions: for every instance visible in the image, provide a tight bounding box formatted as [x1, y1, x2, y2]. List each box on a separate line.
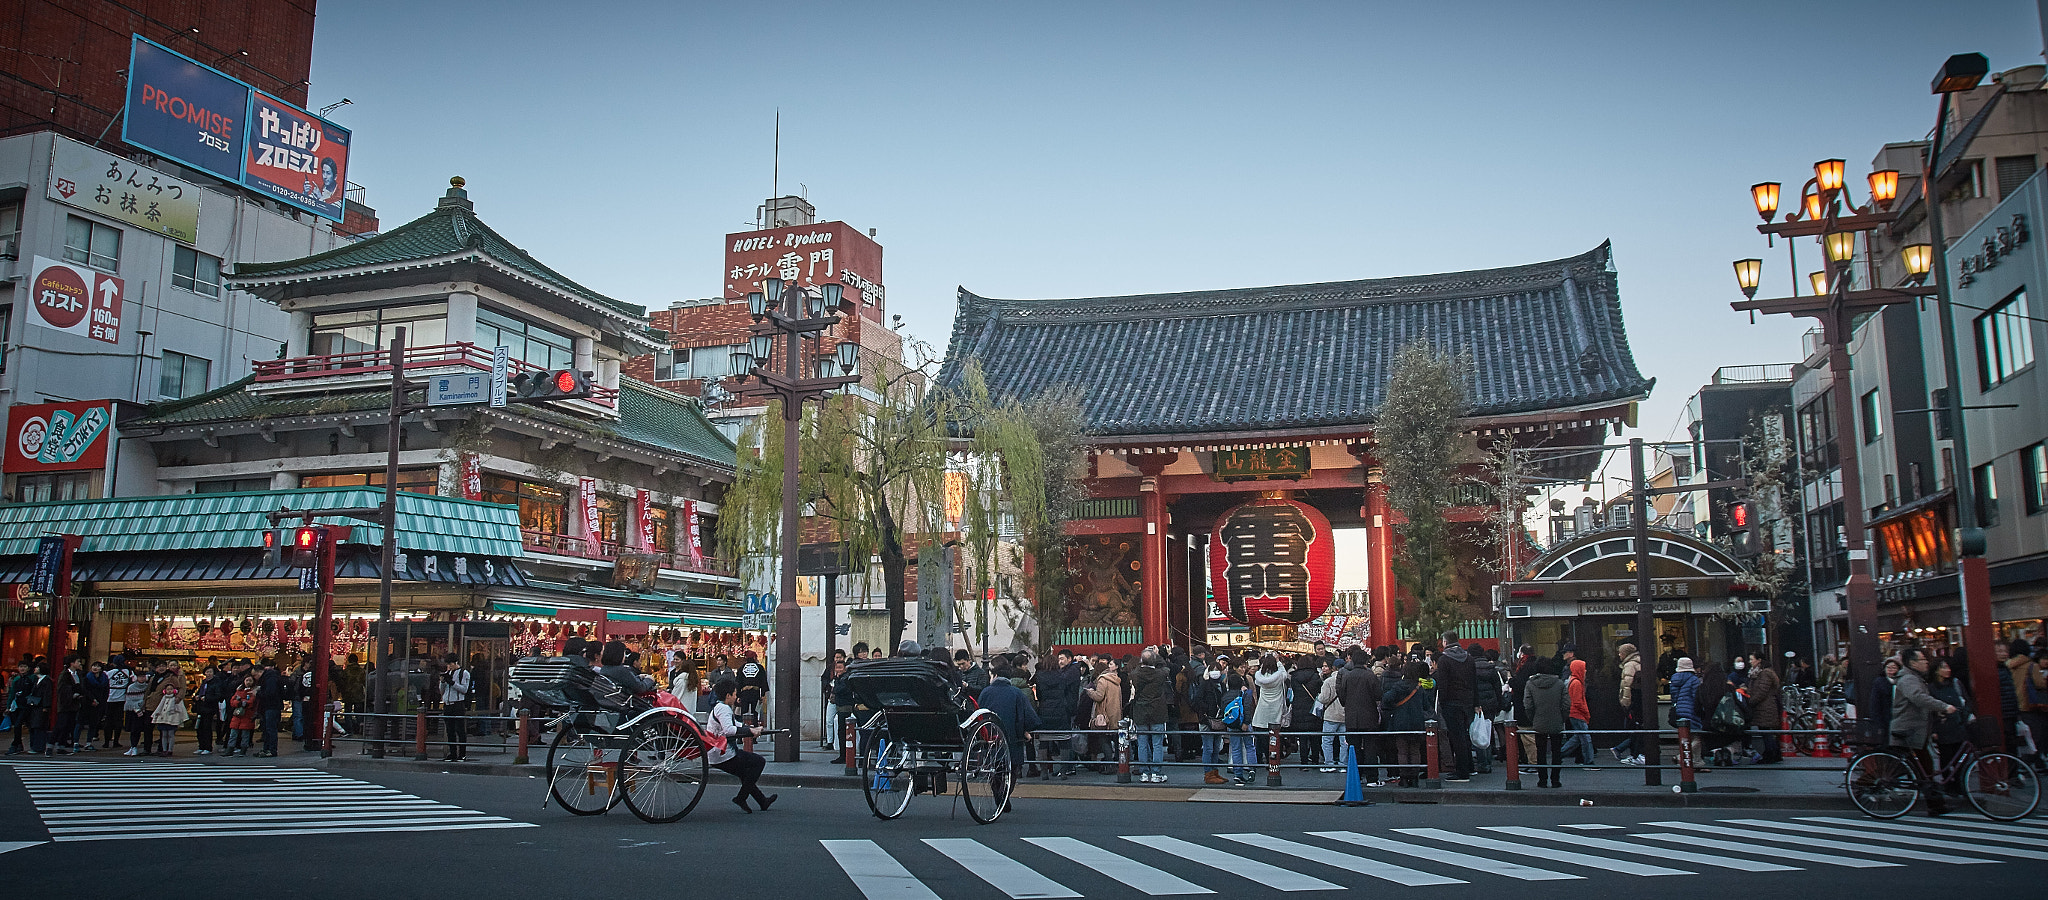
[683, 500, 704, 567]
[6, 401, 115, 474]
[459, 452, 483, 501]
[1208, 498, 1336, 626]
[635, 489, 654, 551]
[30, 257, 122, 344]
[243, 90, 350, 221]
[577, 477, 599, 542]
[724, 221, 884, 320]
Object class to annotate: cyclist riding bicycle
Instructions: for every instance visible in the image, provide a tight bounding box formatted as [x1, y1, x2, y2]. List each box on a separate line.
[1890, 647, 1958, 817]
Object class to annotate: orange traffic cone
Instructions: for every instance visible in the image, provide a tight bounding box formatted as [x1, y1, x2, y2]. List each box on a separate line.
[1779, 710, 1799, 757]
[1810, 713, 1829, 758]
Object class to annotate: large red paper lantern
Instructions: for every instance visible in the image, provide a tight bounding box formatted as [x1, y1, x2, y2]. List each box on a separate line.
[1207, 497, 1335, 626]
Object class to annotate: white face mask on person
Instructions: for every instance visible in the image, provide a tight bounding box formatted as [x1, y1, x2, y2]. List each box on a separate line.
[1734, 660, 1747, 671]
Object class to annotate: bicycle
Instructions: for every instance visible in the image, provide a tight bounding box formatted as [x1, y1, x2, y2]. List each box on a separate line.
[1846, 737, 2040, 820]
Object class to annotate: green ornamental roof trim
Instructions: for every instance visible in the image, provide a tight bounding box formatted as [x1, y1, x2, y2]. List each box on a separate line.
[231, 185, 645, 320]
[128, 377, 736, 471]
[0, 488, 524, 558]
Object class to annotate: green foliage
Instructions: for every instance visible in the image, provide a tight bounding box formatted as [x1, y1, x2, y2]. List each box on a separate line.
[1376, 342, 1472, 644]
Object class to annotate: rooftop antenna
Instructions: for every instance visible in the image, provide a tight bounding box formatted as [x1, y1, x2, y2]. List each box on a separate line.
[771, 109, 779, 228]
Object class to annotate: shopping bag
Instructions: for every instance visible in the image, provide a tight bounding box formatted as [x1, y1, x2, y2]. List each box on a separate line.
[1468, 713, 1492, 748]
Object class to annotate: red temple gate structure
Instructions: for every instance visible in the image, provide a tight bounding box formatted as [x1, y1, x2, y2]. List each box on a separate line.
[936, 242, 1654, 654]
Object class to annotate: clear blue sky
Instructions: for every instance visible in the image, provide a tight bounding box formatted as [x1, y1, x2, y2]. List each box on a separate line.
[308, 0, 2040, 446]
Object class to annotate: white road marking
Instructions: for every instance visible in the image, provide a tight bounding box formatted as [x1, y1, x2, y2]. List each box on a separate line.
[1121, 835, 1343, 891]
[1480, 826, 1799, 872]
[1024, 836, 1215, 895]
[1216, 833, 1466, 887]
[1389, 828, 1693, 877]
[924, 838, 1082, 899]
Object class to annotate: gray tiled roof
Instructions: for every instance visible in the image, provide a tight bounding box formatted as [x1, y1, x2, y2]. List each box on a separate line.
[936, 241, 1653, 437]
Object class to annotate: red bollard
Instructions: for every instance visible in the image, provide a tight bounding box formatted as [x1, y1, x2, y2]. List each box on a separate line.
[513, 710, 530, 766]
[1676, 722, 1698, 793]
[842, 714, 858, 776]
[1503, 723, 1522, 791]
[1423, 720, 1441, 789]
[1267, 727, 1283, 787]
[414, 708, 429, 761]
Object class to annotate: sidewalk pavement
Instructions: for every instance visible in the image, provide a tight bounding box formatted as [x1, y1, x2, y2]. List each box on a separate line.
[309, 739, 1856, 810]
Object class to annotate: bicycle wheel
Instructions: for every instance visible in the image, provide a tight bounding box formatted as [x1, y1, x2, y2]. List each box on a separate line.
[1846, 751, 1918, 819]
[547, 726, 619, 815]
[619, 724, 710, 824]
[1963, 752, 2041, 821]
[859, 718, 914, 820]
[959, 716, 1012, 824]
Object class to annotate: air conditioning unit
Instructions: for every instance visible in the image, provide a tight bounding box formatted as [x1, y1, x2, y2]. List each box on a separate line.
[1745, 599, 1773, 613]
[1505, 605, 1533, 619]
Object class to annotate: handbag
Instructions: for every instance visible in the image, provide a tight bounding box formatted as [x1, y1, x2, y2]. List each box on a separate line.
[1711, 693, 1748, 732]
[1090, 712, 1109, 728]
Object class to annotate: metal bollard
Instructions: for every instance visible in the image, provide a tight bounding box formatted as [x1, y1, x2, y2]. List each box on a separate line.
[1676, 722, 1698, 793]
[320, 706, 334, 759]
[514, 710, 530, 766]
[414, 709, 429, 761]
[1267, 727, 1283, 787]
[1423, 720, 1441, 789]
[1503, 723, 1522, 791]
[1116, 722, 1133, 784]
[842, 715, 858, 776]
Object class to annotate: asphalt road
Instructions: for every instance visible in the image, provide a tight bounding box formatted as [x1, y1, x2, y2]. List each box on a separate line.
[1, 759, 2041, 898]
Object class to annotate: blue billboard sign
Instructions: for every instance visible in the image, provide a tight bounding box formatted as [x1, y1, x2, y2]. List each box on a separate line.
[121, 37, 248, 182]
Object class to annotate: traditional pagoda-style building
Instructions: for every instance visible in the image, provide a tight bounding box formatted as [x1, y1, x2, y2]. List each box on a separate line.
[937, 242, 1653, 654]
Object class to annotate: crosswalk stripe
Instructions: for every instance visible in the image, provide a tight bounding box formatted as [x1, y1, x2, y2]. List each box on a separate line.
[1644, 821, 1995, 865]
[50, 821, 536, 842]
[54, 809, 498, 827]
[1120, 835, 1343, 892]
[1215, 833, 1466, 886]
[1557, 824, 1623, 830]
[1796, 817, 2048, 847]
[39, 803, 451, 819]
[1311, 830, 1593, 880]
[28, 789, 410, 798]
[822, 840, 945, 900]
[1024, 837, 1215, 896]
[1630, 832, 1902, 868]
[1386, 828, 1690, 877]
[923, 838, 1081, 899]
[1880, 816, 2048, 838]
[1721, 819, 2038, 860]
[50, 814, 509, 834]
[1479, 826, 1798, 872]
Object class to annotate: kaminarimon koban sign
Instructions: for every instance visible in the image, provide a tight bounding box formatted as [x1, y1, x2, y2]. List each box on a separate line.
[1208, 497, 1335, 625]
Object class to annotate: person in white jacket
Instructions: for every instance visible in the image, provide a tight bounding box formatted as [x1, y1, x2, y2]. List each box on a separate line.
[1315, 660, 1346, 773]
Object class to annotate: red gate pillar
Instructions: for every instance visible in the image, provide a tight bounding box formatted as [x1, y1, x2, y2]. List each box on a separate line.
[1134, 453, 1178, 647]
[1363, 468, 1396, 649]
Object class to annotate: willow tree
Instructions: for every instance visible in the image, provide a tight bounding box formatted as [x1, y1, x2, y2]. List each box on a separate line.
[951, 362, 1090, 657]
[1376, 342, 1473, 644]
[716, 354, 949, 650]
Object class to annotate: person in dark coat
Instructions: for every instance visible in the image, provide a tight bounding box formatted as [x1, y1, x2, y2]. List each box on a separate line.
[1745, 652, 1783, 764]
[977, 665, 1042, 790]
[1522, 658, 1569, 787]
[1335, 647, 1384, 785]
[1381, 661, 1435, 787]
[1695, 658, 1742, 768]
[1030, 650, 1083, 778]
[1928, 657, 1972, 793]
[1288, 656, 1323, 766]
[1126, 649, 1171, 781]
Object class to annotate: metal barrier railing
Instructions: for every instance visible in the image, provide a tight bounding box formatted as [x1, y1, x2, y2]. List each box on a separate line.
[330, 711, 528, 760]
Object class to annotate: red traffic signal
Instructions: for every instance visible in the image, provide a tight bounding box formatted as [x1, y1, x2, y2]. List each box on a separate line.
[287, 526, 322, 569]
[1729, 501, 1753, 530]
[509, 368, 594, 403]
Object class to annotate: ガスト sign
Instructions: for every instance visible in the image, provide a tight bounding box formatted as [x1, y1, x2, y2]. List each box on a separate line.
[30, 257, 122, 345]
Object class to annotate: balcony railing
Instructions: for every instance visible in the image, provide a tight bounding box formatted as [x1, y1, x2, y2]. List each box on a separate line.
[251, 342, 619, 406]
[520, 529, 736, 577]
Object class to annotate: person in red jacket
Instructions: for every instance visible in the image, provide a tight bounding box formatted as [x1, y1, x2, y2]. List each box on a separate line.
[226, 675, 258, 757]
[1562, 658, 1596, 766]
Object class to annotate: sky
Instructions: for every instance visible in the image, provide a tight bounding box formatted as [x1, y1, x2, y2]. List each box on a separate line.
[308, 0, 2042, 470]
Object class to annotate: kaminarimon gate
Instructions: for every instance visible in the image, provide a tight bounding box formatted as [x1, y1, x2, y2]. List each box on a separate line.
[935, 242, 1655, 655]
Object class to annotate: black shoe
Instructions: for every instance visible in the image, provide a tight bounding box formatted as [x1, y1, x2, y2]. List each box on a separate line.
[732, 796, 752, 814]
[757, 793, 778, 811]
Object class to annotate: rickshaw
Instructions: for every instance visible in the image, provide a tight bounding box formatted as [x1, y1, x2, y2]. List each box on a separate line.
[509, 656, 711, 823]
[843, 657, 1013, 824]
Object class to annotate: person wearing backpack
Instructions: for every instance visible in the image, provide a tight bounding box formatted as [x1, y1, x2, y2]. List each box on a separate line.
[1381, 660, 1433, 787]
[1220, 663, 1255, 786]
[1190, 657, 1227, 784]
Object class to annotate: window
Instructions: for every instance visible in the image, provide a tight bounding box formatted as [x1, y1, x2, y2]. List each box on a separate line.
[1806, 501, 1848, 589]
[1797, 392, 1838, 471]
[13, 472, 95, 503]
[691, 345, 743, 380]
[475, 307, 573, 370]
[1976, 290, 2036, 388]
[1942, 447, 1956, 492]
[158, 350, 210, 399]
[172, 246, 222, 297]
[1947, 159, 1985, 202]
[1884, 473, 1897, 507]
[301, 468, 438, 495]
[1975, 462, 1999, 528]
[0, 305, 10, 374]
[594, 494, 626, 550]
[481, 474, 567, 535]
[1860, 388, 1883, 444]
[309, 303, 448, 358]
[195, 477, 272, 493]
[648, 506, 673, 552]
[652, 349, 677, 381]
[1996, 155, 2037, 200]
[0, 201, 19, 259]
[2025, 443, 2048, 515]
[63, 215, 120, 271]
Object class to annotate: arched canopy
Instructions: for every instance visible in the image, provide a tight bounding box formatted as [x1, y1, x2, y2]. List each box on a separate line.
[1526, 527, 1742, 582]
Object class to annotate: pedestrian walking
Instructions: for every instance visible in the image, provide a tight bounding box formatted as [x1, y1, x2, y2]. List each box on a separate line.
[1669, 656, 1703, 769]
[439, 654, 473, 761]
[1747, 652, 1783, 764]
[706, 679, 778, 813]
[50, 655, 85, 754]
[735, 651, 768, 724]
[1562, 658, 1594, 766]
[1611, 643, 1644, 765]
[977, 664, 1042, 799]
[2002, 641, 2046, 767]
[5, 660, 37, 754]
[254, 659, 285, 757]
[1929, 657, 1972, 791]
[1522, 657, 1569, 787]
[1083, 658, 1123, 773]
[1432, 632, 1478, 782]
[1890, 647, 1956, 816]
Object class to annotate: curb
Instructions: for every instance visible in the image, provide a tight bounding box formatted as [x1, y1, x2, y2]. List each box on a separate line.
[318, 758, 1852, 809]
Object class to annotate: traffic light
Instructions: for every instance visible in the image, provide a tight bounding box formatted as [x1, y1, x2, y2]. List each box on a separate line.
[262, 527, 289, 568]
[1728, 500, 1759, 557]
[508, 368, 594, 403]
[289, 526, 322, 569]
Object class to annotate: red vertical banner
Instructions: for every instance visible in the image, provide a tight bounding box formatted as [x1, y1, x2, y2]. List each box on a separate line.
[460, 452, 483, 501]
[577, 477, 599, 545]
[683, 500, 704, 567]
[635, 489, 654, 551]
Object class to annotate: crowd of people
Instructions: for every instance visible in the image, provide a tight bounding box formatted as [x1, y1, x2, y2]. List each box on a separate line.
[3, 653, 306, 758]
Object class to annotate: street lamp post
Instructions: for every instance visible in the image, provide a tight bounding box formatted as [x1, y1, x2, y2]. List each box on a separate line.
[731, 278, 861, 763]
[1732, 153, 1934, 747]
